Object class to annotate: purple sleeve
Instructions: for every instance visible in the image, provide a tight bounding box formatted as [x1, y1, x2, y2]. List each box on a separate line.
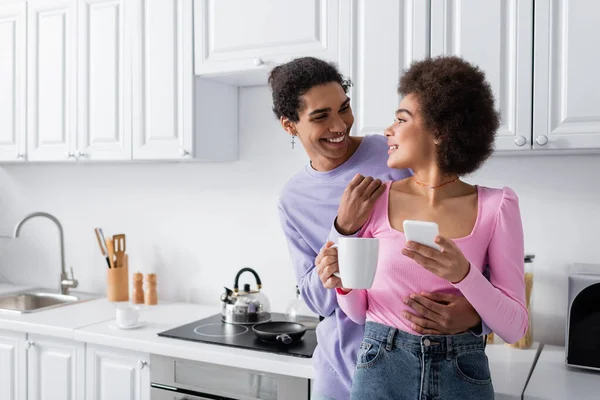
[278, 205, 338, 317]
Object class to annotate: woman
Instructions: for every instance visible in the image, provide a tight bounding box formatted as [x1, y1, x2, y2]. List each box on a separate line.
[318, 56, 528, 399]
[271, 57, 487, 400]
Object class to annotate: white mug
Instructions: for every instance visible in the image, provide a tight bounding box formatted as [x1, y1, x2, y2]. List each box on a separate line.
[331, 237, 379, 289]
[116, 305, 140, 327]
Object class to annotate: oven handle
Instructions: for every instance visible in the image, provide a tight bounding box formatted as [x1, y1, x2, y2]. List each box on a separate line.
[151, 383, 236, 400]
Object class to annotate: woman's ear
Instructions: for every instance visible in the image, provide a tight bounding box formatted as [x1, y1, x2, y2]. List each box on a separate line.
[280, 116, 297, 136]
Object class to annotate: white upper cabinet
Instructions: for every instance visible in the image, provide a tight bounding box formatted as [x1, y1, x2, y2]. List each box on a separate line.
[131, 0, 238, 161]
[77, 0, 132, 160]
[131, 0, 194, 160]
[431, 0, 534, 151]
[353, 0, 429, 136]
[27, 0, 78, 161]
[194, 0, 352, 85]
[27, 334, 85, 400]
[0, 1, 26, 162]
[0, 330, 26, 400]
[533, 0, 600, 150]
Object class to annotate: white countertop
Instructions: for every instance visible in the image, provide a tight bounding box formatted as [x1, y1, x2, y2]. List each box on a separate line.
[73, 300, 315, 379]
[487, 342, 541, 400]
[524, 345, 600, 400]
[0, 287, 116, 338]
[0, 284, 541, 386]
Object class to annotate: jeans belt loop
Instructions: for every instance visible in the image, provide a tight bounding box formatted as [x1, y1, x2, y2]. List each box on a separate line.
[386, 327, 396, 351]
[446, 336, 453, 361]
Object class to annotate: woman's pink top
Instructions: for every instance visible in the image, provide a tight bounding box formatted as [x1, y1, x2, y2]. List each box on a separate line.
[336, 182, 528, 343]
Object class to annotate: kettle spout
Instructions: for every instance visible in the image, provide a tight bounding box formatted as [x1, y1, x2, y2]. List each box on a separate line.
[220, 287, 234, 304]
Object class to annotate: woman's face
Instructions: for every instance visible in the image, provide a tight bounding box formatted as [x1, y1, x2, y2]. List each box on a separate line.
[281, 82, 355, 168]
[385, 94, 436, 170]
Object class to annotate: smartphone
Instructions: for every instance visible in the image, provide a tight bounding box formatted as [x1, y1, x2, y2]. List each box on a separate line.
[403, 220, 441, 251]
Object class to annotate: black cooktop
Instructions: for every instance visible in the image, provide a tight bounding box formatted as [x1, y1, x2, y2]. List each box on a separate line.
[158, 313, 317, 358]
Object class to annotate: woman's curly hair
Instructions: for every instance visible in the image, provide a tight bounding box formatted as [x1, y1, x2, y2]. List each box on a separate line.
[269, 57, 351, 123]
[398, 56, 500, 175]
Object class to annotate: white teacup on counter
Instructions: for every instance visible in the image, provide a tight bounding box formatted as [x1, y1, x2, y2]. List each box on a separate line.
[115, 304, 141, 328]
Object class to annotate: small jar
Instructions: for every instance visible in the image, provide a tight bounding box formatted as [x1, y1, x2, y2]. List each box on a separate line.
[285, 286, 320, 329]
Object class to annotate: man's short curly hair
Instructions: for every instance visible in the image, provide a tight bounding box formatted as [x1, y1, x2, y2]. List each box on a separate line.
[269, 57, 351, 123]
[398, 56, 500, 176]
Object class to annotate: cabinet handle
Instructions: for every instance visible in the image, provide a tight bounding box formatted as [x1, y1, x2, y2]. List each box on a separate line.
[26, 340, 35, 349]
[16, 153, 25, 159]
[180, 148, 190, 157]
[65, 152, 76, 159]
[535, 135, 548, 146]
[514, 136, 527, 147]
[137, 360, 148, 370]
[77, 150, 88, 159]
[253, 58, 264, 66]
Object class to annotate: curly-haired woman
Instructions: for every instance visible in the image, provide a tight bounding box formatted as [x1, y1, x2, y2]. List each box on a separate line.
[271, 57, 487, 400]
[318, 56, 528, 399]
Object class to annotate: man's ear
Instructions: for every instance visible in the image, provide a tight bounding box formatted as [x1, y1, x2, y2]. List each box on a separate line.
[280, 116, 297, 136]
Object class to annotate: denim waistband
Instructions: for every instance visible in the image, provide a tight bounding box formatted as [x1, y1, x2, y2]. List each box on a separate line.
[363, 321, 486, 355]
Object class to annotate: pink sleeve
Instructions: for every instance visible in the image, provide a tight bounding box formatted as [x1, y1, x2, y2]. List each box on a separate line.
[336, 288, 368, 325]
[453, 187, 528, 344]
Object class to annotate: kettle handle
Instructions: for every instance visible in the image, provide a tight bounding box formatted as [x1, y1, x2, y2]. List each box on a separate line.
[233, 267, 262, 293]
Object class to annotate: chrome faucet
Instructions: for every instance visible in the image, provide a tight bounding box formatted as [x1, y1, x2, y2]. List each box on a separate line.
[14, 212, 78, 295]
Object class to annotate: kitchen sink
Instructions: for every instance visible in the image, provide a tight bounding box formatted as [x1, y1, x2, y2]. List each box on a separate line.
[0, 290, 96, 314]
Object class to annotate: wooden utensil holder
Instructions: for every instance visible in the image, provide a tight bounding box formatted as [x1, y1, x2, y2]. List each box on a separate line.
[107, 255, 129, 302]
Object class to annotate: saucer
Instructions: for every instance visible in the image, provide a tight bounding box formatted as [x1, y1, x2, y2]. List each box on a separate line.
[109, 320, 148, 330]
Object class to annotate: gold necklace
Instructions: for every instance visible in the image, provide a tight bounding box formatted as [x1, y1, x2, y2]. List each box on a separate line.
[413, 176, 459, 189]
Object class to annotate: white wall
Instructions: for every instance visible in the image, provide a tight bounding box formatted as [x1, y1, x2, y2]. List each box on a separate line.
[1, 86, 599, 345]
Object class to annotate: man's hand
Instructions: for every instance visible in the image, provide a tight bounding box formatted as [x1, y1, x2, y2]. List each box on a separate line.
[402, 292, 481, 335]
[335, 174, 385, 235]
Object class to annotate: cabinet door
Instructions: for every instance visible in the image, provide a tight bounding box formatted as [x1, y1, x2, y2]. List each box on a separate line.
[27, 0, 78, 161]
[77, 0, 131, 160]
[533, 0, 600, 150]
[0, 2, 26, 162]
[431, 0, 534, 151]
[194, 0, 351, 80]
[27, 335, 85, 400]
[86, 345, 150, 400]
[0, 330, 26, 400]
[353, 0, 429, 136]
[131, 0, 193, 160]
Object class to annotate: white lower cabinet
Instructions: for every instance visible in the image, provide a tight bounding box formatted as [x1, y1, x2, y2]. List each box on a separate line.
[26, 334, 85, 400]
[0, 330, 27, 400]
[86, 344, 150, 400]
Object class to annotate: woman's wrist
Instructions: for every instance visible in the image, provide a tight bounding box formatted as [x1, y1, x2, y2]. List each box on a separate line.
[451, 262, 471, 284]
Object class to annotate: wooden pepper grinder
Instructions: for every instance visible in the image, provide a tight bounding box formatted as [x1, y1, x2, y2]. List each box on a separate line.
[145, 273, 157, 305]
[132, 271, 144, 304]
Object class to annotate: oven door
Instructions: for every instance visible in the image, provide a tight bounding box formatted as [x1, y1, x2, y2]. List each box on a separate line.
[150, 355, 309, 400]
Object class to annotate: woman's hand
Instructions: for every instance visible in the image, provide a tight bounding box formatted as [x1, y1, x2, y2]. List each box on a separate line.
[335, 174, 385, 235]
[402, 235, 471, 283]
[315, 241, 343, 289]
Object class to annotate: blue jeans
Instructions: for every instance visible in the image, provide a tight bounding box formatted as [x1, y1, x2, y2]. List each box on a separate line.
[351, 322, 494, 400]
